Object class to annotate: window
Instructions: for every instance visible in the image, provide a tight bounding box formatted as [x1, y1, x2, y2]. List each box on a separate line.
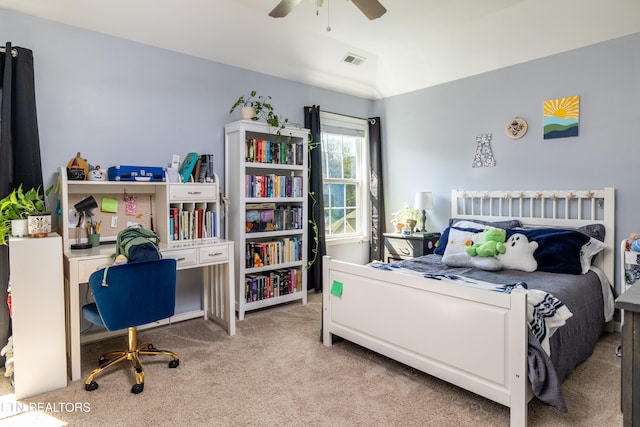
[320, 112, 369, 240]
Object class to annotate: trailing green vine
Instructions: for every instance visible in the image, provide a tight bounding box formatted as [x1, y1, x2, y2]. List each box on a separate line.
[306, 134, 321, 269]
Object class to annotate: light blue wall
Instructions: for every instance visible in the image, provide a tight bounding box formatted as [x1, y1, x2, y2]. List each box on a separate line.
[3, 10, 639, 289]
[1, 10, 373, 191]
[375, 33, 640, 291]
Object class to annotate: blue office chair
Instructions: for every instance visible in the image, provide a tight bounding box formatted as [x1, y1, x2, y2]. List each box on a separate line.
[82, 259, 180, 394]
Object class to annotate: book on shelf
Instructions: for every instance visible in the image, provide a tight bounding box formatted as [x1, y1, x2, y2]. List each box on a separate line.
[192, 157, 202, 183]
[179, 152, 199, 183]
[244, 138, 304, 165]
[186, 153, 215, 183]
[245, 237, 302, 268]
[170, 207, 179, 240]
[245, 174, 303, 198]
[243, 267, 301, 303]
[198, 154, 214, 182]
[168, 206, 217, 242]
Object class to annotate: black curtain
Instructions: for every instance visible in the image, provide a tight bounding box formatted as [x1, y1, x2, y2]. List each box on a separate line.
[0, 42, 44, 361]
[368, 117, 385, 262]
[304, 106, 326, 292]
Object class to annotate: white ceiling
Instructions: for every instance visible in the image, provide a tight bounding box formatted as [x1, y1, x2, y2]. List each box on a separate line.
[2, 0, 640, 99]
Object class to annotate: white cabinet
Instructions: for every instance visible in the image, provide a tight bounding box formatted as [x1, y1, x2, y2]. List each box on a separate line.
[9, 235, 67, 398]
[225, 120, 309, 319]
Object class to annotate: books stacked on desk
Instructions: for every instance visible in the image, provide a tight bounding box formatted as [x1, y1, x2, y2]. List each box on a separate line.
[179, 153, 215, 183]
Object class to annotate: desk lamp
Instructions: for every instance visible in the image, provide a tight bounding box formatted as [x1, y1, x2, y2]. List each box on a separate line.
[414, 191, 433, 233]
[71, 196, 98, 249]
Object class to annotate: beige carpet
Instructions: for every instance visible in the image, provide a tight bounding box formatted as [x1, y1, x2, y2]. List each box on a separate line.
[0, 292, 623, 426]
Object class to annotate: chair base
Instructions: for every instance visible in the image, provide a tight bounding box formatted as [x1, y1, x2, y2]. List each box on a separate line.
[84, 326, 179, 394]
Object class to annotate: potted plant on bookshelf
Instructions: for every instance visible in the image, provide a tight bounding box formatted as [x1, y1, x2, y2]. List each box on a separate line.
[229, 90, 290, 136]
[0, 185, 51, 244]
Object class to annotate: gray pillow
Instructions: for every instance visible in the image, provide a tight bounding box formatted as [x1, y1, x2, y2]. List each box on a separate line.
[576, 224, 606, 242]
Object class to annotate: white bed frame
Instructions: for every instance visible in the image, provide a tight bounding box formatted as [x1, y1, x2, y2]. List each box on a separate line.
[322, 188, 615, 427]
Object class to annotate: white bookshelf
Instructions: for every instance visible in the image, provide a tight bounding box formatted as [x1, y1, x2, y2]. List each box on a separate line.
[225, 120, 309, 319]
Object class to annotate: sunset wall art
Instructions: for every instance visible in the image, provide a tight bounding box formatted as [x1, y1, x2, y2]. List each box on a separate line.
[543, 95, 580, 139]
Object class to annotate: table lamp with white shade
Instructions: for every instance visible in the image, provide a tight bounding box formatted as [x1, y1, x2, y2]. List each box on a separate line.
[414, 191, 433, 233]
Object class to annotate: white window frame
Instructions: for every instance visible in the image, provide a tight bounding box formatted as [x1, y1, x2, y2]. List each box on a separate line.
[320, 111, 370, 244]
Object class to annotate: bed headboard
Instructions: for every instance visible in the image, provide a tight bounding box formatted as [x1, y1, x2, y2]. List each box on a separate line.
[450, 188, 615, 286]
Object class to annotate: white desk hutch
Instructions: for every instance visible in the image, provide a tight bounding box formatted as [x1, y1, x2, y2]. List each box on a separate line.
[57, 167, 235, 381]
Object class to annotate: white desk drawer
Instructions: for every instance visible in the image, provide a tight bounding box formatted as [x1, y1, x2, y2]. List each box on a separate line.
[162, 248, 198, 268]
[169, 184, 217, 201]
[199, 245, 229, 265]
[78, 258, 112, 283]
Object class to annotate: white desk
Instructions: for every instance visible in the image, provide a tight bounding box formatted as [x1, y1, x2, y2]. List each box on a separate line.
[63, 240, 235, 381]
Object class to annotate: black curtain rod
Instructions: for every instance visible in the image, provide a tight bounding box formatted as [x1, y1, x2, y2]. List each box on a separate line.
[320, 109, 376, 125]
[0, 47, 18, 57]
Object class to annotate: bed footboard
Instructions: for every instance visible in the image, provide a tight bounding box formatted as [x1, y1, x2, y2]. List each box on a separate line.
[322, 256, 530, 427]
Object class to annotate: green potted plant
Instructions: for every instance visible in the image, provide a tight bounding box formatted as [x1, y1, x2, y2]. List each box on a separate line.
[391, 203, 419, 234]
[0, 185, 50, 244]
[229, 90, 290, 136]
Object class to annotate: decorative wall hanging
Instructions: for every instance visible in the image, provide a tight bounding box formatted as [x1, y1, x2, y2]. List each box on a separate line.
[505, 117, 528, 139]
[472, 133, 495, 168]
[125, 195, 137, 215]
[543, 95, 579, 139]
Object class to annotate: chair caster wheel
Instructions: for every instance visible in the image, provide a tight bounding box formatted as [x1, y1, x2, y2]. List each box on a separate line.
[85, 381, 99, 391]
[98, 356, 109, 366]
[131, 383, 144, 394]
[168, 359, 179, 368]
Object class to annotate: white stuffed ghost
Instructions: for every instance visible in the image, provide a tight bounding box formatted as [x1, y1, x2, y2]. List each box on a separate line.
[497, 233, 538, 272]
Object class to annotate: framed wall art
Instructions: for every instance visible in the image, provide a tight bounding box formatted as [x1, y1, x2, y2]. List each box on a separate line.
[543, 95, 579, 139]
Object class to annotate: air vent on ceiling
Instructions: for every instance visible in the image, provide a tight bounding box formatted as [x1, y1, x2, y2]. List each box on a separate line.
[343, 53, 366, 66]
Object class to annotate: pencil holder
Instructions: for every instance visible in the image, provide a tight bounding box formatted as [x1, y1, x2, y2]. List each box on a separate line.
[88, 233, 100, 248]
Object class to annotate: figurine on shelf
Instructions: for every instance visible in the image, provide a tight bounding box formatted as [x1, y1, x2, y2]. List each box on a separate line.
[87, 165, 107, 181]
[628, 232, 640, 252]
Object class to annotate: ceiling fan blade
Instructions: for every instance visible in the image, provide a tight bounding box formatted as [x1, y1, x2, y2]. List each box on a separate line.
[269, 0, 303, 18]
[350, 0, 387, 20]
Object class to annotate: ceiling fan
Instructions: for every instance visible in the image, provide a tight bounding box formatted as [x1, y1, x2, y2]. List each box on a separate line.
[269, 0, 387, 20]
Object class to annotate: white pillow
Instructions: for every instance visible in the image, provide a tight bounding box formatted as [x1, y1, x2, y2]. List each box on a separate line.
[580, 238, 607, 274]
[497, 233, 538, 272]
[442, 252, 502, 271]
[443, 228, 484, 257]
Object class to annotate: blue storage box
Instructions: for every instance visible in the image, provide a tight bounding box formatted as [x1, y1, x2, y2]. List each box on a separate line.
[108, 165, 165, 182]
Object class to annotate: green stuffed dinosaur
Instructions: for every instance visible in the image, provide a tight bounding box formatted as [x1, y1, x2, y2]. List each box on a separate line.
[466, 227, 507, 257]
